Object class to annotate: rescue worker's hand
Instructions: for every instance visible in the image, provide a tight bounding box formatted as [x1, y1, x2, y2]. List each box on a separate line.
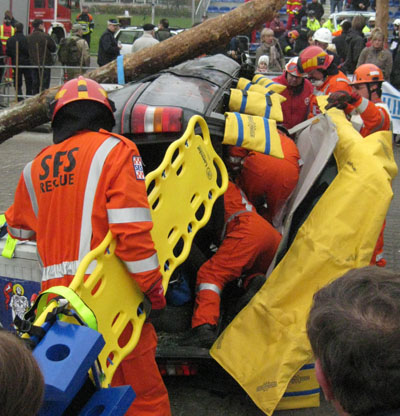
[144, 282, 166, 320]
[326, 90, 354, 110]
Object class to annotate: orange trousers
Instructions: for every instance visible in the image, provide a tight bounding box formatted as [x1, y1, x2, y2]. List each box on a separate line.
[238, 139, 300, 223]
[111, 323, 171, 416]
[192, 213, 281, 328]
[370, 221, 386, 267]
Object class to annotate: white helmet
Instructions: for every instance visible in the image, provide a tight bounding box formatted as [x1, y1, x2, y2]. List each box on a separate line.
[394, 19, 400, 26]
[312, 27, 333, 44]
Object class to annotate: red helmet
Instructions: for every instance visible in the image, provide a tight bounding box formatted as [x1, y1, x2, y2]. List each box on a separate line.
[285, 57, 304, 77]
[297, 46, 334, 73]
[288, 30, 299, 40]
[52, 76, 114, 121]
[351, 64, 384, 84]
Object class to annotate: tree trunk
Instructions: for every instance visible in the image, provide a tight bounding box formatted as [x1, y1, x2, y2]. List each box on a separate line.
[375, 0, 389, 40]
[0, 0, 285, 144]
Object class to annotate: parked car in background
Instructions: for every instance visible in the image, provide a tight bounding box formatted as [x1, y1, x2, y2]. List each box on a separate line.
[115, 26, 186, 55]
[329, 10, 375, 31]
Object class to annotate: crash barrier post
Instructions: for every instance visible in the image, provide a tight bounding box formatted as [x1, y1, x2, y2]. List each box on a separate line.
[0, 63, 98, 107]
[24, 115, 228, 390]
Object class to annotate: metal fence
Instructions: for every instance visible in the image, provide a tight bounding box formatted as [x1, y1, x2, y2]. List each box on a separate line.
[0, 61, 98, 108]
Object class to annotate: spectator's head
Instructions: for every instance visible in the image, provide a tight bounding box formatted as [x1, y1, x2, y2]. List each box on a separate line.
[143, 23, 156, 36]
[394, 18, 400, 29]
[15, 22, 23, 33]
[351, 63, 384, 99]
[107, 19, 120, 32]
[256, 55, 269, 73]
[4, 10, 12, 25]
[51, 76, 116, 143]
[82, 5, 89, 13]
[352, 15, 366, 32]
[0, 330, 44, 416]
[32, 18, 43, 30]
[340, 20, 351, 33]
[370, 28, 385, 50]
[368, 16, 376, 28]
[159, 18, 169, 29]
[308, 10, 316, 21]
[285, 57, 305, 87]
[312, 27, 332, 49]
[71, 23, 83, 36]
[260, 28, 275, 45]
[301, 16, 308, 27]
[297, 45, 334, 87]
[307, 267, 400, 416]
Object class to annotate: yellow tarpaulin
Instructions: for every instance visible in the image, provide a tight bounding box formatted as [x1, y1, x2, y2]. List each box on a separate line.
[211, 108, 398, 415]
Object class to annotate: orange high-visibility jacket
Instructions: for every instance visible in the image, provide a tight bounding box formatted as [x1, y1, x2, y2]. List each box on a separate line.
[309, 70, 352, 116]
[6, 129, 163, 296]
[350, 97, 391, 137]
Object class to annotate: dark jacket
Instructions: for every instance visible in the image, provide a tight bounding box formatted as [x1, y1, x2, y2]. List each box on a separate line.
[351, 0, 370, 10]
[97, 29, 120, 67]
[27, 29, 56, 66]
[332, 31, 349, 63]
[294, 24, 309, 53]
[155, 28, 171, 41]
[6, 32, 31, 65]
[279, 35, 296, 56]
[343, 29, 365, 74]
[307, 2, 324, 21]
[390, 48, 400, 90]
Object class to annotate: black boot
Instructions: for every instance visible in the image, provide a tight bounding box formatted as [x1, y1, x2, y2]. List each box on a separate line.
[235, 274, 266, 313]
[179, 324, 218, 349]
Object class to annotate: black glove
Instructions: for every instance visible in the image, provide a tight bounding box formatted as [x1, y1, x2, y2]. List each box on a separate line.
[326, 90, 354, 110]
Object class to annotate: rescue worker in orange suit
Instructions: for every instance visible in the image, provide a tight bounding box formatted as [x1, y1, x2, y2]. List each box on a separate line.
[326, 64, 391, 267]
[181, 180, 282, 348]
[228, 132, 301, 224]
[0, 15, 15, 82]
[5, 77, 171, 416]
[297, 45, 352, 117]
[273, 57, 314, 130]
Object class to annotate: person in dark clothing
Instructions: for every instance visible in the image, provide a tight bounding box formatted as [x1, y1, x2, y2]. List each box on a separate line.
[294, 16, 309, 53]
[4, 10, 17, 27]
[332, 20, 351, 64]
[296, 0, 308, 23]
[155, 18, 171, 41]
[6, 22, 32, 100]
[351, 0, 369, 10]
[306, 0, 324, 22]
[97, 19, 121, 67]
[307, 267, 400, 416]
[27, 18, 56, 94]
[342, 15, 366, 74]
[279, 30, 299, 56]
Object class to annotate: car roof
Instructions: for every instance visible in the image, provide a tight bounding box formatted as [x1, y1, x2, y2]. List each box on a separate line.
[110, 54, 240, 143]
[329, 10, 375, 19]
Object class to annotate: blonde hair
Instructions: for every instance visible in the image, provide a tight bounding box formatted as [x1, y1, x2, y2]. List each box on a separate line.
[371, 28, 384, 42]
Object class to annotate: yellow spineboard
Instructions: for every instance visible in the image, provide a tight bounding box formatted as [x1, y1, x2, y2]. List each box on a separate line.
[146, 115, 228, 292]
[211, 109, 397, 415]
[30, 115, 228, 387]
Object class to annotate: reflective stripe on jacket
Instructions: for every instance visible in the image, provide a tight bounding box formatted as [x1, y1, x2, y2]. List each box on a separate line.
[0, 24, 15, 46]
[5, 129, 162, 294]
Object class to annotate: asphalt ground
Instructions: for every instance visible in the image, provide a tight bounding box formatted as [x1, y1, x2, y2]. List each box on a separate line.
[1, 129, 399, 415]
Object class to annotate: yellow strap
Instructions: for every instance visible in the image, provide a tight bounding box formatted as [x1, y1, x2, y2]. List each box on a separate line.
[0, 214, 17, 259]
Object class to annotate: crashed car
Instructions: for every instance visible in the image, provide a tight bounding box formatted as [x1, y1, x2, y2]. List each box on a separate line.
[0, 53, 395, 414]
[107, 54, 395, 390]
